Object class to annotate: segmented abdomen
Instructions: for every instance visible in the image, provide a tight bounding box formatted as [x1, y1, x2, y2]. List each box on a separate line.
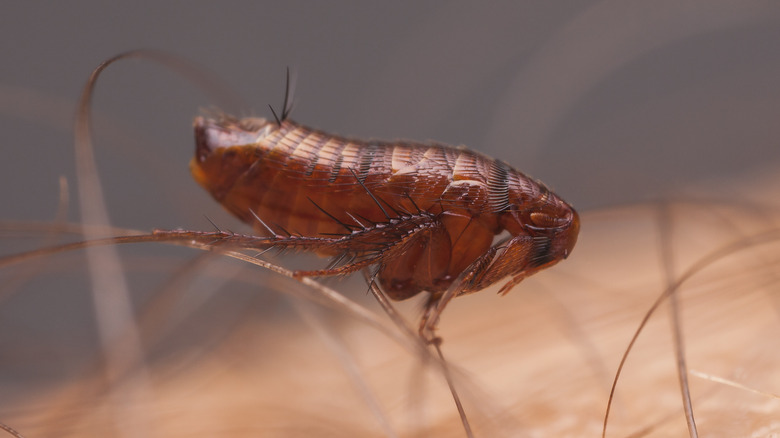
[191, 116, 559, 297]
[192, 118, 507, 238]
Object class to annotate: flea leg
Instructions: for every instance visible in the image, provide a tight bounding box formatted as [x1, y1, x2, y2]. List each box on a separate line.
[418, 234, 539, 342]
[295, 214, 441, 279]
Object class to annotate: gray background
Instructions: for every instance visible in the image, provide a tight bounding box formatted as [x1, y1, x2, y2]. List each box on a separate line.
[1, 0, 780, 413]
[2, 1, 779, 229]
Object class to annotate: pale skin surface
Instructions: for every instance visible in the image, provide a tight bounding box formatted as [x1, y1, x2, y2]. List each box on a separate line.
[1, 196, 779, 437]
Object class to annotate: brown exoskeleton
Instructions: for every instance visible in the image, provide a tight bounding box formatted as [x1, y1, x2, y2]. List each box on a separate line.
[191, 109, 579, 340]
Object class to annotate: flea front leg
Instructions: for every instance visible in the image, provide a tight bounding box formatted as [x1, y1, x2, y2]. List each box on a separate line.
[419, 234, 539, 343]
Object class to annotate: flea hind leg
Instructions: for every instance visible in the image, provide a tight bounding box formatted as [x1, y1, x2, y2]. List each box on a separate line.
[294, 213, 442, 280]
[418, 245, 497, 343]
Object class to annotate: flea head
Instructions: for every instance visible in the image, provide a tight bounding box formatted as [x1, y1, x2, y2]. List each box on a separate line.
[500, 180, 580, 268]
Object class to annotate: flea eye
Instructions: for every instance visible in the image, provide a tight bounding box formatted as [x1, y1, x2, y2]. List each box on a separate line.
[529, 211, 564, 228]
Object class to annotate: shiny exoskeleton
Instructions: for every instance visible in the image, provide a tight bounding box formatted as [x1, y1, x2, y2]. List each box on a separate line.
[191, 115, 579, 307]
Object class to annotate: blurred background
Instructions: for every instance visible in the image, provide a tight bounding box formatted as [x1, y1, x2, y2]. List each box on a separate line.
[1, 1, 779, 437]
